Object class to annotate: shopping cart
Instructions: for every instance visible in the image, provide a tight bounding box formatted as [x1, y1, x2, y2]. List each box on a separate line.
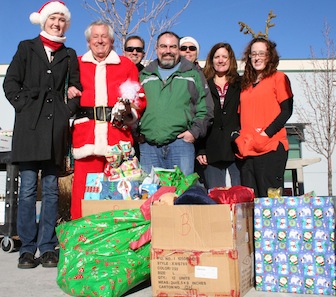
[0, 151, 20, 252]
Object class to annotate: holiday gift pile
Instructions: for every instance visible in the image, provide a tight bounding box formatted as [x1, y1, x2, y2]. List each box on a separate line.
[59, 152, 258, 297]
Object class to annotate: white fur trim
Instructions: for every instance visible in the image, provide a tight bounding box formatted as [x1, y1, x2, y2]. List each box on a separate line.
[81, 50, 121, 65]
[94, 123, 109, 156]
[72, 122, 109, 160]
[95, 64, 107, 106]
[74, 117, 89, 125]
[30, 1, 71, 30]
[29, 12, 41, 24]
[119, 80, 140, 101]
[73, 144, 95, 160]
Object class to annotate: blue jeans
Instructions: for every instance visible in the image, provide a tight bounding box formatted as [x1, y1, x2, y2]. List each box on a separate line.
[204, 161, 241, 189]
[139, 138, 195, 176]
[17, 161, 59, 256]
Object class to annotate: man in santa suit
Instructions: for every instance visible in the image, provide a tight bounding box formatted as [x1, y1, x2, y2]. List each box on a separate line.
[68, 20, 146, 219]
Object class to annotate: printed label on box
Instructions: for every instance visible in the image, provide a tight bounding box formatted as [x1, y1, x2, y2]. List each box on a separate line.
[195, 266, 218, 279]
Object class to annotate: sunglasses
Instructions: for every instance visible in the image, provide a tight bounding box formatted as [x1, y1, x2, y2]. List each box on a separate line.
[125, 46, 144, 53]
[180, 45, 197, 52]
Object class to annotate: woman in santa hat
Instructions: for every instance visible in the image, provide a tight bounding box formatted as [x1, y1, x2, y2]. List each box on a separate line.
[3, 1, 81, 269]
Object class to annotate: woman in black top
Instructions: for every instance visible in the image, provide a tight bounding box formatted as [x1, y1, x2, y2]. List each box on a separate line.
[196, 42, 241, 189]
[3, 1, 81, 269]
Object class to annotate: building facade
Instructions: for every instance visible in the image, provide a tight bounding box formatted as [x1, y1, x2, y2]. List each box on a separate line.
[1, 60, 335, 195]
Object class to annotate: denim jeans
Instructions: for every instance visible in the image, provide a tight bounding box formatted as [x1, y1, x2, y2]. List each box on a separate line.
[139, 138, 195, 176]
[17, 161, 59, 256]
[204, 161, 241, 189]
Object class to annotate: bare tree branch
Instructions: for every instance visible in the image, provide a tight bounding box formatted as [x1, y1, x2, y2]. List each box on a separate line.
[296, 21, 336, 195]
[83, 0, 191, 59]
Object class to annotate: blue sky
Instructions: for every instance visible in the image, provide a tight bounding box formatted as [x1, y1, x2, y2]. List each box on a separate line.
[0, 0, 335, 63]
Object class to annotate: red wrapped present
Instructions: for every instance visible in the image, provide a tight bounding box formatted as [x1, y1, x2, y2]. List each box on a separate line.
[208, 185, 255, 205]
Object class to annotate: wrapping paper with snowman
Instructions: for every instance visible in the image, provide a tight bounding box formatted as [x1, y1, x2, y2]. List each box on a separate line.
[254, 196, 335, 295]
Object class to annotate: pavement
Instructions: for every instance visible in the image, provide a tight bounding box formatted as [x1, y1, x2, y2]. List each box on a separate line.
[0, 244, 328, 297]
[0, 246, 151, 297]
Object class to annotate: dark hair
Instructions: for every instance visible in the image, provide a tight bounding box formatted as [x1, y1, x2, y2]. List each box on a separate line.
[203, 42, 239, 84]
[241, 37, 279, 90]
[124, 35, 145, 50]
[156, 31, 180, 45]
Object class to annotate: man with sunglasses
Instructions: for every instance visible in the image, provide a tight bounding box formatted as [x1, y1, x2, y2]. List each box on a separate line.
[179, 36, 201, 70]
[123, 35, 145, 71]
[139, 31, 213, 176]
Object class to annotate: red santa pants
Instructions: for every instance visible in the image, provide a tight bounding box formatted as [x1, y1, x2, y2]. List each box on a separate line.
[71, 155, 106, 220]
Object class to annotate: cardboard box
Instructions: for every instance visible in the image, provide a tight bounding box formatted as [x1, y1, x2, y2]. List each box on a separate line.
[150, 203, 254, 297]
[82, 199, 144, 216]
[254, 196, 336, 295]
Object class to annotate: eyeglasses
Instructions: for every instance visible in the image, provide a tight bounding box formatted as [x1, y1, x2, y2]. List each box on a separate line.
[249, 52, 268, 58]
[125, 46, 144, 53]
[180, 45, 197, 52]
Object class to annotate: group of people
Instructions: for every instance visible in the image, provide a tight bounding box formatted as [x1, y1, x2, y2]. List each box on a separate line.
[3, 1, 293, 269]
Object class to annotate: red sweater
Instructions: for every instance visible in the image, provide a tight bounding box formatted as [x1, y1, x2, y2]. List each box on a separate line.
[239, 71, 293, 156]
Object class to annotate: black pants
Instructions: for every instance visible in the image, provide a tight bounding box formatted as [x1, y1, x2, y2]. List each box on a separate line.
[240, 143, 288, 197]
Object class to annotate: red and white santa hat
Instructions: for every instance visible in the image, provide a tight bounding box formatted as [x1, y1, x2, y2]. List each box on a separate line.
[30, 1, 71, 30]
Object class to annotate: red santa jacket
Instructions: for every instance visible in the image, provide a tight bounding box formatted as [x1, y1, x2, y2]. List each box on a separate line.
[72, 50, 146, 160]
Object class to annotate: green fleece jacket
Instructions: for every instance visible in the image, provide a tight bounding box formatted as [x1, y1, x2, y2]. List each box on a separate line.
[139, 57, 214, 145]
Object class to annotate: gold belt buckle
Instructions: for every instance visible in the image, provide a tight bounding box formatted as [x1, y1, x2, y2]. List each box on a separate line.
[93, 106, 107, 123]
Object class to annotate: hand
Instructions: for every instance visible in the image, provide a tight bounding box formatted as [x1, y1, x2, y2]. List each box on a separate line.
[196, 154, 208, 165]
[123, 99, 132, 119]
[253, 130, 271, 153]
[67, 86, 82, 99]
[235, 134, 254, 157]
[177, 131, 195, 143]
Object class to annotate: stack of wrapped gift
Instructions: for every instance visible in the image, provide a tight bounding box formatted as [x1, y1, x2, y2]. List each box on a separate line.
[83, 141, 157, 201]
[84, 157, 143, 201]
[254, 195, 335, 295]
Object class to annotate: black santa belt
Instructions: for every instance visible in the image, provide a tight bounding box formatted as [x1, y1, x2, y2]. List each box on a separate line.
[76, 106, 113, 122]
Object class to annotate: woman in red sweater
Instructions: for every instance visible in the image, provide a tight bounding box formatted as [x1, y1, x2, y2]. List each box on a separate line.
[235, 38, 293, 197]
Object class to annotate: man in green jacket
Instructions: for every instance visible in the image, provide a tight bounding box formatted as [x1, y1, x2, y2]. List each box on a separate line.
[139, 31, 213, 176]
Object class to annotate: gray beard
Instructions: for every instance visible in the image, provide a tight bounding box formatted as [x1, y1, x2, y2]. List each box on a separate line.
[159, 59, 175, 69]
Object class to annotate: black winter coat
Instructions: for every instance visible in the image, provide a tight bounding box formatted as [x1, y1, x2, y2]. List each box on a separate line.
[3, 37, 81, 167]
[196, 77, 241, 163]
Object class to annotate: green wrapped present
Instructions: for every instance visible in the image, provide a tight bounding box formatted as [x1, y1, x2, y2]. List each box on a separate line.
[56, 208, 150, 297]
[154, 166, 199, 196]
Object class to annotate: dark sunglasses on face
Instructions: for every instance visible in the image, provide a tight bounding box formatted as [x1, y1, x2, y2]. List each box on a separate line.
[125, 46, 144, 53]
[180, 45, 197, 52]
